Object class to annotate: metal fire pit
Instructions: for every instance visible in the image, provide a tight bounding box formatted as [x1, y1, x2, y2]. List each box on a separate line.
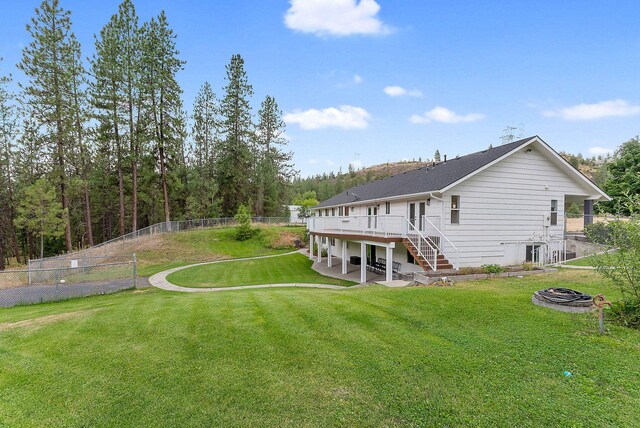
[532, 288, 594, 313]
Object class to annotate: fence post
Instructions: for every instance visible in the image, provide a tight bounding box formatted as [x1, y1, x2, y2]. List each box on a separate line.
[133, 252, 137, 288]
[55, 269, 59, 301]
[28, 259, 32, 286]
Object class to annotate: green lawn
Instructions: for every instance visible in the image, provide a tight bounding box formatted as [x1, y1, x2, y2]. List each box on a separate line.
[564, 253, 609, 267]
[167, 252, 355, 288]
[136, 225, 306, 276]
[0, 270, 638, 426]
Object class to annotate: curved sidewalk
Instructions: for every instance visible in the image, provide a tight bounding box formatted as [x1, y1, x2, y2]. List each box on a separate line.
[148, 251, 352, 293]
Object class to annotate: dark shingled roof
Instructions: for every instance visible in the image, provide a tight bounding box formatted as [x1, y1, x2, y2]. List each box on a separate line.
[315, 137, 535, 208]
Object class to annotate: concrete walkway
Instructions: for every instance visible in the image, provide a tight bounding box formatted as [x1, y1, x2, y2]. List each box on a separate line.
[149, 251, 357, 293]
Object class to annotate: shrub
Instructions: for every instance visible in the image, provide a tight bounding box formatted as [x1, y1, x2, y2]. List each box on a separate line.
[607, 299, 640, 329]
[481, 264, 504, 274]
[589, 204, 640, 329]
[566, 202, 582, 217]
[590, 218, 640, 301]
[521, 262, 536, 271]
[585, 222, 612, 245]
[234, 205, 255, 241]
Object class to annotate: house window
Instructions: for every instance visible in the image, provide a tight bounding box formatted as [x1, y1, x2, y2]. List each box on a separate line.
[325, 209, 329, 216]
[330, 238, 336, 246]
[322, 237, 327, 244]
[318, 210, 322, 217]
[451, 195, 460, 224]
[331, 208, 336, 216]
[344, 206, 349, 216]
[550, 200, 558, 226]
[385, 201, 391, 214]
[339, 206, 343, 216]
[526, 245, 541, 263]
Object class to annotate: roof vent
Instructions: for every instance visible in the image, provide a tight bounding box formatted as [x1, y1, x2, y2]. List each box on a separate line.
[444, 155, 447, 162]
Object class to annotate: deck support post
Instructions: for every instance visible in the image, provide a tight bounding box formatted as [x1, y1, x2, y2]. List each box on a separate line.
[341, 241, 348, 275]
[360, 242, 367, 283]
[316, 236, 321, 263]
[309, 234, 314, 259]
[327, 240, 333, 268]
[386, 246, 393, 282]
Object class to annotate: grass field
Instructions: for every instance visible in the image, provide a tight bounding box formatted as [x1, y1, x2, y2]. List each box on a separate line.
[167, 253, 355, 288]
[135, 225, 306, 276]
[1, 269, 638, 427]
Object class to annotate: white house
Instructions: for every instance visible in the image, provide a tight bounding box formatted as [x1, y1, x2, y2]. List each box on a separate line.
[307, 136, 610, 283]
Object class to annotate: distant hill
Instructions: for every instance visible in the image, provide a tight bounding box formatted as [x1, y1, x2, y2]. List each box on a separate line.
[292, 160, 431, 202]
[292, 151, 608, 203]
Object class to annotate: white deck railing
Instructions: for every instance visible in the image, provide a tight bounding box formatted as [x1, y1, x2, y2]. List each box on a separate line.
[307, 215, 406, 238]
[422, 216, 459, 270]
[405, 218, 438, 271]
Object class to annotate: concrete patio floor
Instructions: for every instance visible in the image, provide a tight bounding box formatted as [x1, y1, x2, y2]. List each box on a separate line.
[310, 255, 387, 284]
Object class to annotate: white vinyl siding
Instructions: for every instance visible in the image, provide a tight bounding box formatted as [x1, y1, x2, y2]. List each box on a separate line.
[441, 147, 591, 267]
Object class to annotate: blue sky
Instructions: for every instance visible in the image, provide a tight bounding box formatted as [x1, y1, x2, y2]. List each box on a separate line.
[1, 0, 639, 177]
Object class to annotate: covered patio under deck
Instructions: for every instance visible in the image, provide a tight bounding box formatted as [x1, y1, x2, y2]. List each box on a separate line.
[308, 233, 402, 284]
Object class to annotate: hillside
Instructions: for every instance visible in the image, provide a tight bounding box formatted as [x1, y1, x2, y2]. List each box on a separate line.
[293, 160, 430, 202]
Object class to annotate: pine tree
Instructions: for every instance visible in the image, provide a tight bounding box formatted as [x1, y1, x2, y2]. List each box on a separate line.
[18, 0, 80, 252]
[14, 179, 66, 259]
[67, 35, 94, 247]
[187, 81, 220, 218]
[140, 11, 186, 227]
[255, 95, 294, 216]
[0, 61, 20, 268]
[90, 10, 128, 237]
[434, 149, 441, 162]
[118, 0, 142, 232]
[216, 54, 254, 216]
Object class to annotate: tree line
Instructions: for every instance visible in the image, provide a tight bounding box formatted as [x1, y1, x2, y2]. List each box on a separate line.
[0, 0, 294, 268]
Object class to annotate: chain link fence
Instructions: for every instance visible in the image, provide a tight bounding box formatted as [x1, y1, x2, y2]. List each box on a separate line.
[28, 216, 293, 269]
[0, 255, 137, 308]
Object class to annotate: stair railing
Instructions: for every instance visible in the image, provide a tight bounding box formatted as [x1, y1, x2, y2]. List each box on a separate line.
[404, 218, 438, 271]
[422, 216, 459, 270]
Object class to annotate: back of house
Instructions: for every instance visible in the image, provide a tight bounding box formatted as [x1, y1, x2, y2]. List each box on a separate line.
[307, 136, 609, 281]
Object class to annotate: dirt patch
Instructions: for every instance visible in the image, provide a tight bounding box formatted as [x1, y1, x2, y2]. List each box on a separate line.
[269, 231, 303, 249]
[0, 309, 101, 331]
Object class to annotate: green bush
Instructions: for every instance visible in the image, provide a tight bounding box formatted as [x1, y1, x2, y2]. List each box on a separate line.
[481, 264, 504, 274]
[566, 202, 582, 217]
[585, 222, 612, 245]
[607, 299, 640, 329]
[234, 205, 255, 241]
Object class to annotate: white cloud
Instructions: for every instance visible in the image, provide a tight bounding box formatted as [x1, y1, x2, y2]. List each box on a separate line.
[284, 0, 392, 37]
[383, 85, 422, 97]
[409, 106, 485, 124]
[308, 158, 319, 164]
[543, 99, 640, 120]
[354, 74, 363, 84]
[284, 105, 371, 130]
[588, 146, 614, 156]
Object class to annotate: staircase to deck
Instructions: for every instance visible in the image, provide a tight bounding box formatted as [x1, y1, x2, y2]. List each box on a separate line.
[402, 217, 458, 272]
[402, 238, 453, 271]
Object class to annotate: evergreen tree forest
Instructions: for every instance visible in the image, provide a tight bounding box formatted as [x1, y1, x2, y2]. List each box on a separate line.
[0, 0, 294, 266]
